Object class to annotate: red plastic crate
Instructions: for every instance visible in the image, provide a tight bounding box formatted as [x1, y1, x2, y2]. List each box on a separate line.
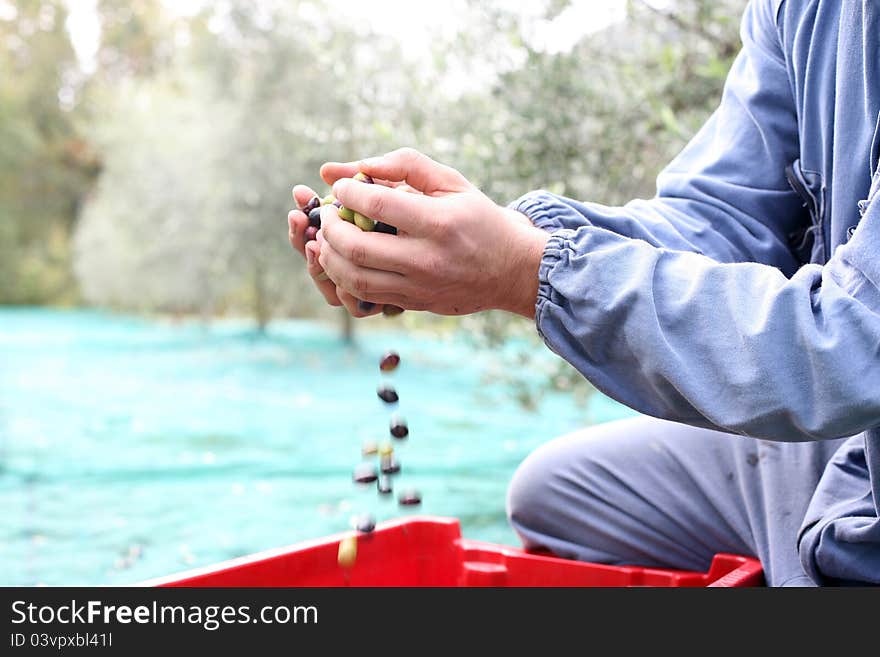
[143, 516, 764, 587]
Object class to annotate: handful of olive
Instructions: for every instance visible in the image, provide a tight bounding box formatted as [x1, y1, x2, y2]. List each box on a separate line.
[301, 173, 404, 317]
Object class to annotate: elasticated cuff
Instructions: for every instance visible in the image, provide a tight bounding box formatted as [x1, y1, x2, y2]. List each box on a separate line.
[508, 190, 580, 233]
[534, 229, 577, 344]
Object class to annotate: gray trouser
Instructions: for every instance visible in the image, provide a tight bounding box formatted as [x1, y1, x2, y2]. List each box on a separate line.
[506, 416, 846, 586]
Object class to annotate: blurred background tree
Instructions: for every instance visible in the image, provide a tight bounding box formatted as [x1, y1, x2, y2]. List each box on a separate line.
[0, 0, 746, 402]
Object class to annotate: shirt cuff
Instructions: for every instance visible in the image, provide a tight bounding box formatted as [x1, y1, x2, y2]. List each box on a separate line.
[534, 228, 578, 342]
[508, 190, 585, 233]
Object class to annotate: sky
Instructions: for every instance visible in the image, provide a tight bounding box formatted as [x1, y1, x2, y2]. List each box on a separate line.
[59, 0, 672, 73]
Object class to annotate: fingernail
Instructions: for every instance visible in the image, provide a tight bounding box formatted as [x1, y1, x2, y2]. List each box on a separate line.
[361, 157, 379, 167]
[306, 247, 315, 265]
[315, 272, 330, 282]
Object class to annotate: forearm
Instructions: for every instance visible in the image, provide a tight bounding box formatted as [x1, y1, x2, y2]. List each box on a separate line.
[533, 202, 880, 441]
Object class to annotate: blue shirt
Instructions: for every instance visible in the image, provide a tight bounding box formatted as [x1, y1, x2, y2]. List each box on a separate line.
[512, 0, 880, 584]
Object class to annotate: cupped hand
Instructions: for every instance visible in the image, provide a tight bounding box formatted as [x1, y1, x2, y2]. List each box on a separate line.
[316, 148, 549, 318]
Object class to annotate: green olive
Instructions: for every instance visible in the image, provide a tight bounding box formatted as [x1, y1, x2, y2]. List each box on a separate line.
[321, 193, 336, 206]
[338, 206, 355, 222]
[354, 212, 376, 231]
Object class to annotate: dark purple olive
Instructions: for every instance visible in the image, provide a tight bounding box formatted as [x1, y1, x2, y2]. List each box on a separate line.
[380, 455, 400, 475]
[379, 351, 400, 373]
[308, 206, 322, 229]
[382, 305, 404, 317]
[398, 489, 422, 506]
[355, 514, 376, 533]
[353, 172, 374, 184]
[390, 415, 408, 439]
[302, 195, 320, 215]
[357, 300, 376, 313]
[304, 225, 319, 243]
[333, 199, 342, 208]
[374, 222, 398, 235]
[377, 476, 393, 495]
[377, 384, 398, 404]
[353, 462, 378, 484]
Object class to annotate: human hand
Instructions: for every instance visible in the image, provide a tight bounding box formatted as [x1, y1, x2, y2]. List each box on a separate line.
[317, 148, 549, 318]
[288, 184, 345, 308]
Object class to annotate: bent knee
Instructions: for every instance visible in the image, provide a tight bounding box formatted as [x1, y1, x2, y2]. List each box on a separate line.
[506, 439, 586, 550]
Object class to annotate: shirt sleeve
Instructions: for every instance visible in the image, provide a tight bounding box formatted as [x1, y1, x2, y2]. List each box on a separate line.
[511, 0, 804, 276]
[523, 0, 880, 441]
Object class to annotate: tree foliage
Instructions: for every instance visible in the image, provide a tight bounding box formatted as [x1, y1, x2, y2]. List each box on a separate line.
[2, 0, 746, 400]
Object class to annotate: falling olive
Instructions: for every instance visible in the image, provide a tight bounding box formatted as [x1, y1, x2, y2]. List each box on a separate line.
[353, 462, 379, 484]
[390, 415, 408, 440]
[377, 384, 399, 404]
[337, 535, 357, 568]
[398, 489, 422, 506]
[377, 476, 393, 495]
[380, 455, 401, 475]
[361, 440, 379, 456]
[379, 351, 400, 373]
[378, 442, 394, 457]
[354, 514, 376, 533]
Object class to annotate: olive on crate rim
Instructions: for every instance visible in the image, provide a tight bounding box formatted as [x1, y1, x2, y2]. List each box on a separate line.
[353, 513, 376, 534]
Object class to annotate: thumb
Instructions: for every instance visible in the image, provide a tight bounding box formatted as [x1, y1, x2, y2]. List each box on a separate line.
[358, 147, 472, 194]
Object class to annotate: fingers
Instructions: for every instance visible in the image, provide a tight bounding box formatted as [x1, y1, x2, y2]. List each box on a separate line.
[319, 204, 415, 273]
[293, 184, 320, 209]
[320, 161, 408, 191]
[335, 287, 382, 318]
[358, 147, 472, 194]
[289, 185, 322, 256]
[331, 178, 436, 236]
[320, 162, 360, 186]
[304, 241, 342, 306]
[318, 237, 412, 301]
[288, 209, 308, 256]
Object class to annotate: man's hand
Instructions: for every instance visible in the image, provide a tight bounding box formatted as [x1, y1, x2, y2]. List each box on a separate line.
[316, 147, 549, 318]
[288, 184, 384, 317]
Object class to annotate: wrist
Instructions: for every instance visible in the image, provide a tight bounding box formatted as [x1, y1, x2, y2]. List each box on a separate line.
[502, 206, 535, 228]
[497, 219, 550, 319]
